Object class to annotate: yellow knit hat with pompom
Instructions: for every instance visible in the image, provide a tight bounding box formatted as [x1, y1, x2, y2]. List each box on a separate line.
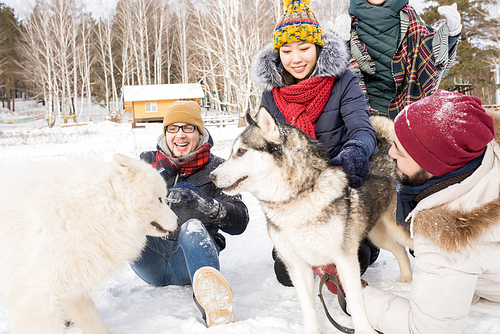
[273, 0, 324, 53]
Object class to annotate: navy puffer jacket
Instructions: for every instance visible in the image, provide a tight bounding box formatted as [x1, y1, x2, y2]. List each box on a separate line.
[250, 32, 376, 159]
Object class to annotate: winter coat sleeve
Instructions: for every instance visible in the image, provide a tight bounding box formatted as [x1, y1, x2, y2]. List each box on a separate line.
[139, 150, 156, 164]
[176, 156, 249, 237]
[336, 71, 376, 157]
[211, 186, 249, 236]
[363, 235, 479, 334]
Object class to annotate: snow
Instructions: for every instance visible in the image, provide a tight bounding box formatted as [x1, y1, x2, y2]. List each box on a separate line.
[123, 83, 205, 102]
[1, 104, 500, 333]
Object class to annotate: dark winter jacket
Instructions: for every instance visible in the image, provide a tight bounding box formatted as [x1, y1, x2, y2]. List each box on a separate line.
[250, 32, 376, 159]
[140, 130, 249, 251]
[348, 0, 460, 118]
[349, 0, 407, 114]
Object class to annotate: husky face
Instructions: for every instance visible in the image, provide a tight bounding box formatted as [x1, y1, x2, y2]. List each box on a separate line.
[211, 106, 328, 203]
[210, 106, 287, 201]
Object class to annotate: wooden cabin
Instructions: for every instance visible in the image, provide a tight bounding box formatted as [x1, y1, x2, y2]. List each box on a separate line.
[123, 83, 205, 126]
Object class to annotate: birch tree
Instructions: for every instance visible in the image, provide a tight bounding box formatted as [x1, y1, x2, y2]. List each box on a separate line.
[91, 0, 120, 114]
[151, 0, 172, 85]
[192, 0, 277, 118]
[20, 1, 58, 126]
[115, 0, 135, 86]
[170, 0, 191, 84]
[50, 0, 73, 119]
[76, 10, 93, 119]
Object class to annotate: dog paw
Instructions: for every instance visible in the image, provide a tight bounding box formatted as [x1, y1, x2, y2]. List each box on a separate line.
[397, 275, 413, 283]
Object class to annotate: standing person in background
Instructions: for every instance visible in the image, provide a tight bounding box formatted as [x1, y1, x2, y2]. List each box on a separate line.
[330, 0, 461, 119]
[131, 101, 249, 327]
[250, 0, 379, 294]
[363, 90, 500, 333]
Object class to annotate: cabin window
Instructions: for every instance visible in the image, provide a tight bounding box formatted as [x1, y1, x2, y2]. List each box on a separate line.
[145, 102, 158, 113]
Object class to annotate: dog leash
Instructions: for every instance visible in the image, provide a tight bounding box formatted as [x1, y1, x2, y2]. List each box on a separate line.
[318, 273, 383, 334]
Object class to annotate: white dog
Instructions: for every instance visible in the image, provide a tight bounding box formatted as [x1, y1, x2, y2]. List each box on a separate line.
[0, 153, 179, 334]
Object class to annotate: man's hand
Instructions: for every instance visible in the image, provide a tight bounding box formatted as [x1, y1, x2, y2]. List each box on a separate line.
[327, 14, 351, 42]
[438, 3, 462, 36]
[167, 181, 220, 217]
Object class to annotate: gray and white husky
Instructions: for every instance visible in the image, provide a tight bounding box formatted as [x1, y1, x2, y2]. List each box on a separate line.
[210, 106, 413, 334]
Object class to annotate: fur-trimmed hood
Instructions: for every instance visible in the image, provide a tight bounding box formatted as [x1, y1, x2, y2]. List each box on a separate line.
[411, 136, 500, 252]
[413, 195, 500, 253]
[250, 32, 349, 91]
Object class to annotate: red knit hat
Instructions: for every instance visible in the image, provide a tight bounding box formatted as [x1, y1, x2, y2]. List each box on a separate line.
[394, 90, 495, 177]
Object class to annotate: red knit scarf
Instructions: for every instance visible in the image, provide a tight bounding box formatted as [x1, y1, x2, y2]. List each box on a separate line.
[151, 142, 212, 175]
[272, 76, 335, 138]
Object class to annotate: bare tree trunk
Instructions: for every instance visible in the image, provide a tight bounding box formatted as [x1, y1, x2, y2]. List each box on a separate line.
[77, 10, 93, 121]
[104, 19, 118, 113]
[97, 19, 110, 114]
[22, 1, 57, 126]
[50, 0, 73, 120]
[173, 0, 190, 84]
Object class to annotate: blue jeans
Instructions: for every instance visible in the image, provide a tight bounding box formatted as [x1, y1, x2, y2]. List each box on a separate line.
[131, 219, 221, 286]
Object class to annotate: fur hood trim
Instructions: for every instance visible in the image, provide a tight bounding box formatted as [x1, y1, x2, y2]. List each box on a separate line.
[250, 32, 349, 91]
[413, 196, 500, 253]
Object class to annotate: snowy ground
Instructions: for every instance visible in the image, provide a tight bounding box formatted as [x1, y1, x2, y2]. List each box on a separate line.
[1, 106, 500, 333]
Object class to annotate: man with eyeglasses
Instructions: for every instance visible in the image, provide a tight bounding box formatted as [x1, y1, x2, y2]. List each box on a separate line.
[131, 100, 249, 327]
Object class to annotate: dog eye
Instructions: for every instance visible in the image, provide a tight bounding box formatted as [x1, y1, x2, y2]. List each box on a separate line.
[158, 197, 163, 204]
[236, 148, 247, 157]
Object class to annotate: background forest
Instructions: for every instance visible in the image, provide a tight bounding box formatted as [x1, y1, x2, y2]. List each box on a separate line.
[0, 0, 499, 123]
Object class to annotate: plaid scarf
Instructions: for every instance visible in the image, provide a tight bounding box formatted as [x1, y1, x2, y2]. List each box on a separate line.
[348, 5, 444, 117]
[151, 142, 212, 175]
[272, 76, 335, 139]
[389, 5, 440, 115]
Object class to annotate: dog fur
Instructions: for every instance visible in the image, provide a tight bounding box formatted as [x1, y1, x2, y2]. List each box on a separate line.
[0, 153, 179, 334]
[210, 107, 413, 334]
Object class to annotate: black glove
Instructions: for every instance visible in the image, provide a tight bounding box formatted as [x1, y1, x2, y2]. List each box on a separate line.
[167, 181, 220, 218]
[331, 143, 369, 188]
[156, 166, 174, 182]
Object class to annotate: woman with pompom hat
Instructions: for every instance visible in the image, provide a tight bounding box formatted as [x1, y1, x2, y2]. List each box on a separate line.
[250, 0, 379, 294]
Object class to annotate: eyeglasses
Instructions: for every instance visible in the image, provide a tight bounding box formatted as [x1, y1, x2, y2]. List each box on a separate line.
[165, 124, 197, 134]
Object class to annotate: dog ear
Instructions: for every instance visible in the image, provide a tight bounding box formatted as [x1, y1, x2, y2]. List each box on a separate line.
[112, 153, 145, 179]
[245, 110, 257, 126]
[256, 105, 280, 143]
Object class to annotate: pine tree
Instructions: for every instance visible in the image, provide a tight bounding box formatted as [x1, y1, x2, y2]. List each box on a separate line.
[0, 3, 22, 110]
